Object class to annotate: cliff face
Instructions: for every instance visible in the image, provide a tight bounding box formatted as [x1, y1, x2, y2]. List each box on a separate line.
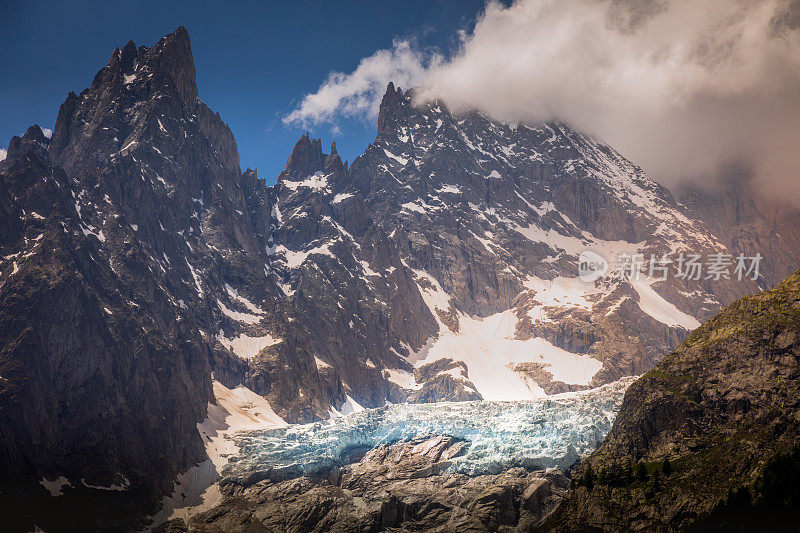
[548, 269, 800, 531]
[0, 29, 225, 531]
[678, 167, 800, 291]
[0, 149, 214, 531]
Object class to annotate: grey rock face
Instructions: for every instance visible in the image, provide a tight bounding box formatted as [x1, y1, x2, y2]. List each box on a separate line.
[0, 27, 340, 530]
[0, 149, 212, 531]
[678, 165, 800, 291]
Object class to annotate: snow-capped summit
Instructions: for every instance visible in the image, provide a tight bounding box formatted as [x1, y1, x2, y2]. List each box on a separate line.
[254, 82, 759, 407]
[292, 82, 748, 401]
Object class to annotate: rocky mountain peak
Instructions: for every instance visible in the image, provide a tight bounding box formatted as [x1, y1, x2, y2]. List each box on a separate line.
[48, 92, 77, 154]
[22, 124, 48, 144]
[377, 81, 409, 136]
[0, 26, 292, 529]
[48, 24, 240, 185]
[143, 25, 197, 105]
[98, 26, 196, 107]
[340, 77, 760, 402]
[118, 39, 139, 73]
[325, 145, 344, 175]
[284, 132, 326, 178]
[0, 124, 50, 170]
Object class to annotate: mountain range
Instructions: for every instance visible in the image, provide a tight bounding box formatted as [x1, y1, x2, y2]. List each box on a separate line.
[1, 27, 798, 531]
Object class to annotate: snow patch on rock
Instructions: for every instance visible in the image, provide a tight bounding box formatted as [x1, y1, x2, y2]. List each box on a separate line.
[216, 299, 262, 325]
[282, 171, 330, 192]
[40, 476, 72, 497]
[331, 192, 353, 204]
[216, 330, 282, 359]
[631, 279, 700, 329]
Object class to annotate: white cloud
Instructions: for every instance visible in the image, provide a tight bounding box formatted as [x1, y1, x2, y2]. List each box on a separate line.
[42, 128, 53, 139]
[286, 0, 800, 197]
[0, 149, 6, 162]
[283, 40, 434, 127]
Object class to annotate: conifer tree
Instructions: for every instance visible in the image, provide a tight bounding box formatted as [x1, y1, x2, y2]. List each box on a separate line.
[663, 458, 672, 477]
[583, 463, 596, 489]
[637, 462, 648, 482]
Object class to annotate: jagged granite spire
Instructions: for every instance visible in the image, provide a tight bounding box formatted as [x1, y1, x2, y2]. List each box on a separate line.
[144, 26, 197, 105]
[281, 133, 346, 184]
[324, 143, 344, 175]
[49, 25, 238, 180]
[376, 81, 408, 137]
[284, 132, 325, 178]
[0, 124, 50, 170]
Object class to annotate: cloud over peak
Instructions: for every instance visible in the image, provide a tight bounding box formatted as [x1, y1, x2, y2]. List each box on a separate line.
[283, 40, 434, 127]
[285, 0, 800, 196]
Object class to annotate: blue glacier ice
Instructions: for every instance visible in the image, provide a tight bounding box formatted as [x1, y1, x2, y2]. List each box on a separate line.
[224, 378, 634, 483]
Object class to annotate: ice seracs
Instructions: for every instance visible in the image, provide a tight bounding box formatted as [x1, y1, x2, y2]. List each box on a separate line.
[225, 378, 633, 483]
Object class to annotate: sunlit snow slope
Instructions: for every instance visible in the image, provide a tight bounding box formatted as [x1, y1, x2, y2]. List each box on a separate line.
[151, 381, 286, 526]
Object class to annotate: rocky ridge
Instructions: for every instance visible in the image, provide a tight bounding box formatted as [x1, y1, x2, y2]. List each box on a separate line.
[547, 268, 800, 531]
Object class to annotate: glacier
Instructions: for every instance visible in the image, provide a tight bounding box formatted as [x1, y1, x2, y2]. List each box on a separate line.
[223, 377, 634, 484]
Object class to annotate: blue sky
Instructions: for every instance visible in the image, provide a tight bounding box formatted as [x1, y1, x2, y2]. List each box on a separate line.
[0, 0, 492, 184]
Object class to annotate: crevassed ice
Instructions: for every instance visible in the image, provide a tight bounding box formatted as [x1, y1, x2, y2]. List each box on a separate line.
[223, 378, 633, 482]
